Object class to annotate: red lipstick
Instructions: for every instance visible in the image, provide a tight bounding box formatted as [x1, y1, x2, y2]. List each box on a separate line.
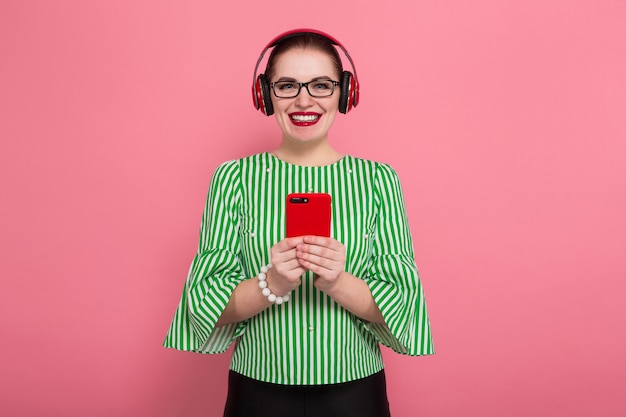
[289, 112, 321, 126]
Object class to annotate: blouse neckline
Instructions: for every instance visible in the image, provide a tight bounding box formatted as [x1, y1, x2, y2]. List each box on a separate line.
[265, 152, 348, 168]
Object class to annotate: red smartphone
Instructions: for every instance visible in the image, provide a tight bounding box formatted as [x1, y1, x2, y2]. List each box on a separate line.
[286, 193, 332, 238]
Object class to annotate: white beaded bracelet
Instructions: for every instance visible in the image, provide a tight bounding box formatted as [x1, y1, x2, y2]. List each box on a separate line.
[257, 263, 290, 305]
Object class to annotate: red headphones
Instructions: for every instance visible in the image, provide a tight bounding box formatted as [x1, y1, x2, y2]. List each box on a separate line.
[252, 29, 360, 116]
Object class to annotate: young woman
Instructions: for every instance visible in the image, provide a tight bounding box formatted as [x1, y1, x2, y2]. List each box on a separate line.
[164, 29, 434, 417]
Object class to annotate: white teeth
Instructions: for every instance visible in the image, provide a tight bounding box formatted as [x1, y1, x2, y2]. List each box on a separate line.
[290, 114, 319, 122]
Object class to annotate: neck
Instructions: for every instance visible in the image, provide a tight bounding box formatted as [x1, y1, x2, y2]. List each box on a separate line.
[273, 139, 343, 167]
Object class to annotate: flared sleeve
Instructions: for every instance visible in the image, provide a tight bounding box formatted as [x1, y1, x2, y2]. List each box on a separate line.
[163, 160, 247, 353]
[361, 163, 435, 356]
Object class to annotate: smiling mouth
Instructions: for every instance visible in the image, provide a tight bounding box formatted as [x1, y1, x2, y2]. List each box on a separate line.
[289, 113, 320, 125]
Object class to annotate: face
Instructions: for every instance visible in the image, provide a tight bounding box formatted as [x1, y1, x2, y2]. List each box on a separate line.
[269, 48, 341, 145]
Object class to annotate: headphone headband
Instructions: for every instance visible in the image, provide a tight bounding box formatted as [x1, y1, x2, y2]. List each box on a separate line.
[252, 28, 360, 115]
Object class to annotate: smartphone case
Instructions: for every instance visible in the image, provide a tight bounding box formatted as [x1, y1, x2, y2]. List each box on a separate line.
[286, 193, 332, 238]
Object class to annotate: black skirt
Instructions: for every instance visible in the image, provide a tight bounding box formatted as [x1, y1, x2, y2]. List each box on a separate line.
[223, 370, 391, 417]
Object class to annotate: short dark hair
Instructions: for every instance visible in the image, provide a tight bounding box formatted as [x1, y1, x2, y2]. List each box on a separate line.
[265, 33, 343, 82]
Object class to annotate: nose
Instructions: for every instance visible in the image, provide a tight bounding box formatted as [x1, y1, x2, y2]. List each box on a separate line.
[294, 89, 315, 108]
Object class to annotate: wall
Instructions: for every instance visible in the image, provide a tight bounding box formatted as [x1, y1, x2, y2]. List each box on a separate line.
[1, 1, 625, 416]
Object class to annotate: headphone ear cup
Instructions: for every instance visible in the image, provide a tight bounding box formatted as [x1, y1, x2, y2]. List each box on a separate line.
[339, 71, 354, 114]
[256, 74, 274, 116]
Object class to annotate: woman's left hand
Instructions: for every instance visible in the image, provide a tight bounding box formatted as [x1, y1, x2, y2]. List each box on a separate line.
[296, 236, 347, 293]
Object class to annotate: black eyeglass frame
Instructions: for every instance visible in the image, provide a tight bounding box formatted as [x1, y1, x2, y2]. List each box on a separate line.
[270, 80, 341, 98]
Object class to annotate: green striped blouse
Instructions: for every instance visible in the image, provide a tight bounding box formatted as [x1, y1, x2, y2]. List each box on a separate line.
[163, 152, 434, 385]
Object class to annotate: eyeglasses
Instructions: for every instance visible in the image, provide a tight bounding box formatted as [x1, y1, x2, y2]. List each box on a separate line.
[271, 80, 340, 98]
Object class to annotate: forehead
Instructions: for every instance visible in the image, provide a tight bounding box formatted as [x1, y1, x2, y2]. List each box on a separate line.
[271, 48, 339, 80]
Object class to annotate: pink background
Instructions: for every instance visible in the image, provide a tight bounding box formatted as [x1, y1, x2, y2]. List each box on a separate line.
[1, 1, 625, 416]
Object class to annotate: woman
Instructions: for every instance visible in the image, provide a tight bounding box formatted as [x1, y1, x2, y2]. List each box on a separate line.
[164, 29, 434, 417]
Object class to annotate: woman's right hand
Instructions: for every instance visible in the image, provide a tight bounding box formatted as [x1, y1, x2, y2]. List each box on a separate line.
[267, 237, 306, 296]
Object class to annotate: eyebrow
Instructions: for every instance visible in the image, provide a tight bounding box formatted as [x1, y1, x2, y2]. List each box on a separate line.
[275, 76, 334, 82]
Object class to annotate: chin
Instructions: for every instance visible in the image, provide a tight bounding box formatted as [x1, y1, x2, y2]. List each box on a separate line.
[286, 132, 327, 144]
